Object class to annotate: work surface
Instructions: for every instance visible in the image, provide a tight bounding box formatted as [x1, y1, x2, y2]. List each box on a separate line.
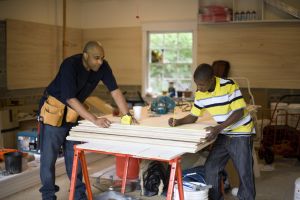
[67, 110, 216, 160]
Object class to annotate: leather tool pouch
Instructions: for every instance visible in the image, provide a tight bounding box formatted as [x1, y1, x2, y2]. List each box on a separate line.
[66, 106, 79, 123]
[40, 96, 65, 127]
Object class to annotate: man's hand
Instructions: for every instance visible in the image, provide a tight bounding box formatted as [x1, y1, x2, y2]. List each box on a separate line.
[93, 117, 111, 128]
[168, 118, 178, 127]
[205, 125, 223, 141]
[131, 117, 139, 125]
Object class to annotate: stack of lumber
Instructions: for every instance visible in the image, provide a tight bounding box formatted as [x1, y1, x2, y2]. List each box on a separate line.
[84, 96, 114, 115]
[67, 119, 210, 154]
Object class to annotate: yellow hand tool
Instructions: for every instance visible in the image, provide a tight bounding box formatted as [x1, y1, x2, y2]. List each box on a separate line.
[121, 114, 132, 125]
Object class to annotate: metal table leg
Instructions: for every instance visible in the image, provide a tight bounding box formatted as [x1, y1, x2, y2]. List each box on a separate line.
[79, 150, 93, 199]
[166, 158, 184, 200]
[69, 145, 79, 200]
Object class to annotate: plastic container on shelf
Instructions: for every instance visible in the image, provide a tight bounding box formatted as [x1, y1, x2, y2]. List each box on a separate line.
[246, 11, 251, 20]
[251, 10, 257, 20]
[199, 5, 232, 22]
[234, 11, 240, 21]
[240, 11, 245, 21]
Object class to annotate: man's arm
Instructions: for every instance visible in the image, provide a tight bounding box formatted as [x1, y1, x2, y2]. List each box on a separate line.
[110, 89, 129, 115]
[111, 89, 140, 124]
[168, 114, 198, 127]
[205, 108, 244, 141]
[67, 98, 111, 128]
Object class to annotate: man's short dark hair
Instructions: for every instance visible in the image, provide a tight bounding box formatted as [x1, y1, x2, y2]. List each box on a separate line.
[194, 63, 214, 81]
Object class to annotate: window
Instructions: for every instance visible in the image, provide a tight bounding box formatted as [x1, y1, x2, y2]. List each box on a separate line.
[141, 21, 197, 96]
[147, 32, 193, 95]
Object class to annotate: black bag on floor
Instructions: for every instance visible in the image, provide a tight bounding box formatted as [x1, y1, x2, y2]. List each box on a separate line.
[142, 161, 169, 196]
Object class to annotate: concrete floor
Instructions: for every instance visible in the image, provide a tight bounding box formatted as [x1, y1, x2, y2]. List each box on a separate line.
[4, 153, 300, 200]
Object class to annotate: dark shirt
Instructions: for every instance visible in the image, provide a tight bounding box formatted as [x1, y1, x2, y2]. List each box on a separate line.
[44, 54, 118, 105]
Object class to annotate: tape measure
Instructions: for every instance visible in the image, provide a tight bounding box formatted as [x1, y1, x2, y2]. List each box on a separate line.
[121, 114, 132, 125]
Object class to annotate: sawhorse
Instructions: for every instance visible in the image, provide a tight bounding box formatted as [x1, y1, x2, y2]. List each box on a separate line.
[68, 143, 185, 200]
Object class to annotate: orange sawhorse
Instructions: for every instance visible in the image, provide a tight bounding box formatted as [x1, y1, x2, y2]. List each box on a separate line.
[68, 144, 185, 200]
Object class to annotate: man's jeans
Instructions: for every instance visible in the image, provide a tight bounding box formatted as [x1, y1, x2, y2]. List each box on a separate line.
[39, 124, 87, 200]
[204, 134, 256, 200]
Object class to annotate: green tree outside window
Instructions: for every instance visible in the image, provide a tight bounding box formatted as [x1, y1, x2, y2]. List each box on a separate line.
[148, 32, 193, 95]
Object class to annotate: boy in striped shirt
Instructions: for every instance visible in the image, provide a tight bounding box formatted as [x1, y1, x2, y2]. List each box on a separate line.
[169, 63, 255, 200]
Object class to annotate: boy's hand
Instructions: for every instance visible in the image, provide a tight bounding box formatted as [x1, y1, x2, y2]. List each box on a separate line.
[168, 117, 177, 127]
[205, 125, 223, 141]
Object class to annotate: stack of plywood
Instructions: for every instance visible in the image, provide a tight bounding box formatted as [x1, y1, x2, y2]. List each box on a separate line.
[67, 118, 210, 154]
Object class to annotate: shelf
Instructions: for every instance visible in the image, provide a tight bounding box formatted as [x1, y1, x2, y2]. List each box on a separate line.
[198, 19, 300, 25]
[198, 0, 300, 25]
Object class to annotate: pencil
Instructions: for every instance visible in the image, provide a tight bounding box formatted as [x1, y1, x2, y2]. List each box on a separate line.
[172, 107, 176, 127]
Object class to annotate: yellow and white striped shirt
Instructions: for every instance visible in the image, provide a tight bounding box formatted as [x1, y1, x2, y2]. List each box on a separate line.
[191, 77, 254, 135]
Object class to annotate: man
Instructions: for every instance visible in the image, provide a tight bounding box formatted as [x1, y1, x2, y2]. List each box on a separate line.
[168, 63, 255, 200]
[38, 41, 135, 200]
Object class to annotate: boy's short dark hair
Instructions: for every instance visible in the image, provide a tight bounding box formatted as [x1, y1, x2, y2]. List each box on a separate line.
[194, 63, 214, 81]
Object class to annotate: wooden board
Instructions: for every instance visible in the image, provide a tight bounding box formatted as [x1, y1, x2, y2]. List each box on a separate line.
[73, 122, 208, 141]
[71, 127, 202, 142]
[6, 19, 82, 89]
[68, 111, 216, 155]
[69, 131, 199, 149]
[74, 142, 188, 160]
[197, 23, 300, 89]
[82, 26, 142, 85]
[78, 120, 209, 133]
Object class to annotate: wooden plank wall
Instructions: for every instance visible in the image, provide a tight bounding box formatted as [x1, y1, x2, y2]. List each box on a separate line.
[5, 19, 300, 90]
[6, 19, 82, 89]
[83, 27, 142, 85]
[197, 22, 300, 89]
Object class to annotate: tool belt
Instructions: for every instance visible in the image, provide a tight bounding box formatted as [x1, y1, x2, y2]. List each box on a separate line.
[40, 95, 79, 127]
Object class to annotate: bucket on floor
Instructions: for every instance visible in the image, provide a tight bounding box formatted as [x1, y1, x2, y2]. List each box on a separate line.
[94, 187, 139, 200]
[4, 151, 22, 174]
[295, 177, 300, 200]
[173, 183, 209, 200]
[116, 156, 139, 179]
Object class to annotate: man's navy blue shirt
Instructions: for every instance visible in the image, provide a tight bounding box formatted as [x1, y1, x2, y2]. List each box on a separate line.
[45, 54, 118, 104]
